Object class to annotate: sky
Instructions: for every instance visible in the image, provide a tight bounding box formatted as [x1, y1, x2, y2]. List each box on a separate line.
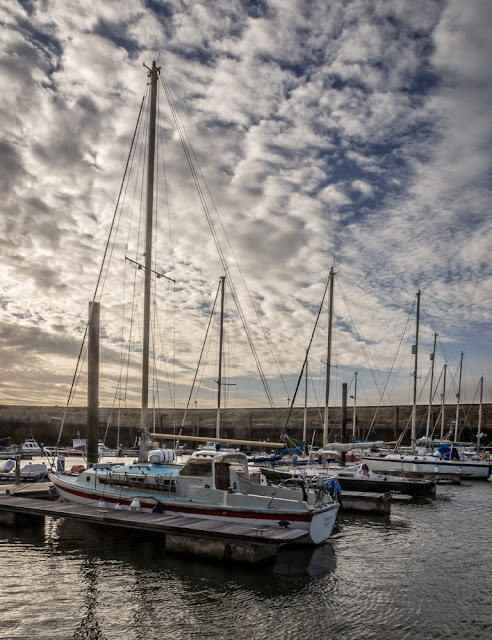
[1, 0, 491, 418]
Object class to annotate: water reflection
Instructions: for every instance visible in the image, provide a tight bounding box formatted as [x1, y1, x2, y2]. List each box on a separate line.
[19, 517, 337, 639]
[73, 558, 108, 640]
[40, 517, 336, 585]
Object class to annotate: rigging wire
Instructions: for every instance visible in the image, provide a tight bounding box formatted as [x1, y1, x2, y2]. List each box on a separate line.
[121, 101, 149, 408]
[56, 93, 147, 448]
[307, 361, 325, 427]
[120, 90, 149, 408]
[180, 284, 221, 426]
[157, 86, 177, 426]
[364, 297, 416, 441]
[426, 366, 445, 439]
[336, 279, 385, 396]
[159, 73, 277, 407]
[280, 273, 331, 440]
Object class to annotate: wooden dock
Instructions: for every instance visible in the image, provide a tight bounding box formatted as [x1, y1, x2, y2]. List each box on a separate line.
[0, 482, 54, 498]
[338, 490, 412, 514]
[339, 490, 391, 514]
[0, 492, 308, 564]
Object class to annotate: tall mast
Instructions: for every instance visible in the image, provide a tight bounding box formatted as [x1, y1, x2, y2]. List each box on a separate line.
[139, 60, 160, 463]
[216, 275, 226, 439]
[87, 301, 100, 467]
[425, 332, 438, 438]
[477, 376, 484, 454]
[440, 364, 447, 440]
[323, 266, 335, 446]
[454, 351, 463, 443]
[411, 290, 421, 453]
[352, 371, 358, 442]
[303, 357, 308, 446]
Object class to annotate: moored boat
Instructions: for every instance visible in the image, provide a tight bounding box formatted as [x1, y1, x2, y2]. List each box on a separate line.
[21, 439, 43, 456]
[48, 61, 339, 546]
[1, 461, 48, 482]
[359, 449, 491, 479]
[258, 461, 436, 497]
[49, 448, 339, 544]
[333, 463, 436, 496]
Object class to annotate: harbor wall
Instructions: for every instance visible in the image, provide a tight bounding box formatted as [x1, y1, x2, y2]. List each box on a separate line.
[1, 404, 490, 449]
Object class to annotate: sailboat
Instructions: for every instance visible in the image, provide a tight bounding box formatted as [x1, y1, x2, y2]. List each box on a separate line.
[48, 62, 339, 544]
[360, 293, 491, 479]
[259, 284, 443, 495]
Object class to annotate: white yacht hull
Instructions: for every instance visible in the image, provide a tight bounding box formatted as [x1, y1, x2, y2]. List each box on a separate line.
[360, 455, 491, 479]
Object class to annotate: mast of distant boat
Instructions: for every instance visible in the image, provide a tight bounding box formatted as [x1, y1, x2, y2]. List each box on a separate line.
[216, 275, 226, 439]
[411, 290, 421, 453]
[425, 332, 438, 438]
[303, 358, 309, 446]
[323, 266, 335, 447]
[454, 351, 463, 443]
[477, 376, 483, 454]
[139, 60, 160, 463]
[351, 371, 358, 442]
[440, 364, 447, 440]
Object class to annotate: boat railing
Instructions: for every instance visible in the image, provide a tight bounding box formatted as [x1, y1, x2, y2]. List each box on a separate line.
[266, 479, 307, 509]
[101, 474, 177, 493]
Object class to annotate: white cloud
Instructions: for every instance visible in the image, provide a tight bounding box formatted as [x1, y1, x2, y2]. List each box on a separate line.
[0, 0, 491, 415]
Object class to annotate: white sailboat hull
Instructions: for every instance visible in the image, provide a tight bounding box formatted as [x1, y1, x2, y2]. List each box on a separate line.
[360, 455, 491, 479]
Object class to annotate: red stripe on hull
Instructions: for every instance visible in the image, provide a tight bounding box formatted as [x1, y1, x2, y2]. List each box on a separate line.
[52, 479, 320, 523]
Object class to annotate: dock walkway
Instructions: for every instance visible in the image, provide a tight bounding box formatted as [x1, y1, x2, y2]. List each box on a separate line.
[0, 482, 53, 498]
[0, 492, 307, 564]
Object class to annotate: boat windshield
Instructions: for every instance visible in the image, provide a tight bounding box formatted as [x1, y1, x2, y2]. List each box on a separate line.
[179, 459, 213, 477]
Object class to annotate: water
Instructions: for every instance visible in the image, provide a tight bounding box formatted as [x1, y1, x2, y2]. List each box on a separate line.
[1, 465, 491, 640]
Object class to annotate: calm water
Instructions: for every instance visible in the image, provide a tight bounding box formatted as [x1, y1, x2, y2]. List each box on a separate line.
[1, 465, 491, 640]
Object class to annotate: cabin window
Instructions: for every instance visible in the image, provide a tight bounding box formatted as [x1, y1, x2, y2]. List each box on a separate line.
[230, 462, 247, 477]
[180, 460, 212, 477]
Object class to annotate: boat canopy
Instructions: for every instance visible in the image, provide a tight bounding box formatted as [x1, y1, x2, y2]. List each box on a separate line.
[434, 446, 460, 460]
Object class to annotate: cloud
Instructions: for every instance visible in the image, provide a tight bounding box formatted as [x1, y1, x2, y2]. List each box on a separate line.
[0, 0, 490, 416]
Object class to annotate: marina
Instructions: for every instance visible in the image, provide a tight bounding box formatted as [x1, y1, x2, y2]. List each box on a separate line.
[0, 471, 490, 639]
[1, 3, 491, 640]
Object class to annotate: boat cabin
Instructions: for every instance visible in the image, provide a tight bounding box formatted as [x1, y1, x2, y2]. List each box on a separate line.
[178, 451, 264, 491]
[21, 439, 43, 454]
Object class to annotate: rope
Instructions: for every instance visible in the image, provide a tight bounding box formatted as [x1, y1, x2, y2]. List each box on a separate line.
[336, 279, 385, 396]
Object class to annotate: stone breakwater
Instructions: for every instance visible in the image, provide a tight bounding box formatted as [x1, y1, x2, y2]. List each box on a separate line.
[1, 404, 490, 450]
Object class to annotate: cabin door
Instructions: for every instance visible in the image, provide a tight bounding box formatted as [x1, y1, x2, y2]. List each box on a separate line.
[215, 462, 230, 490]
